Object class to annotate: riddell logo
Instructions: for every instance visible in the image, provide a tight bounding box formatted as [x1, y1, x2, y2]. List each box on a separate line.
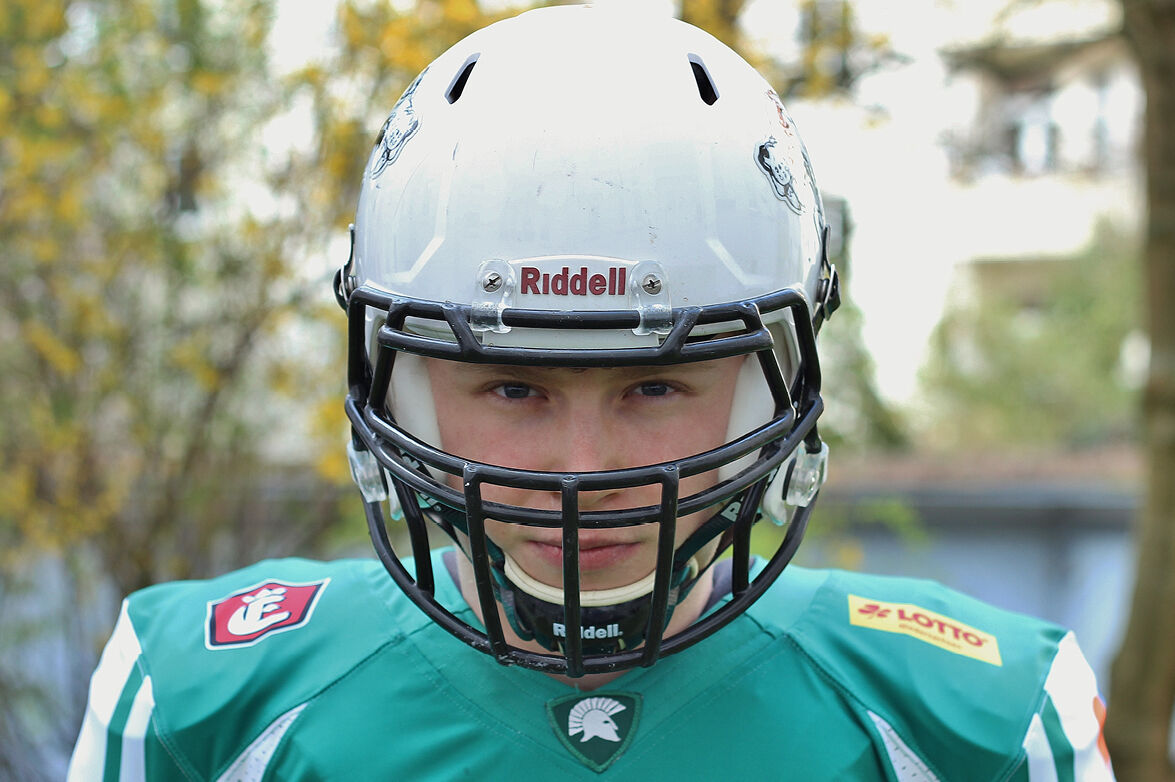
[519, 266, 627, 296]
[848, 594, 1002, 666]
[553, 622, 621, 640]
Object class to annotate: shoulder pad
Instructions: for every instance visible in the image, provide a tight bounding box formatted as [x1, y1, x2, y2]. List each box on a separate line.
[773, 568, 1067, 781]
[124, 557, 414, 779]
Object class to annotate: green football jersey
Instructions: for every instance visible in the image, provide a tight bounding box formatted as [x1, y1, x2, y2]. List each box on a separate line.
[69, 549, 1114, 781]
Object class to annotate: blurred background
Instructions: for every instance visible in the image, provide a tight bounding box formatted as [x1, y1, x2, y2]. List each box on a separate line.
[2, 0, 1171, 778]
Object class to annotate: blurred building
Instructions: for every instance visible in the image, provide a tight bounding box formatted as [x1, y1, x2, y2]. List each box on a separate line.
[939, 16, 1143, 303]
[812, 449, 1139, 686]
[795, 1, 1146, 688]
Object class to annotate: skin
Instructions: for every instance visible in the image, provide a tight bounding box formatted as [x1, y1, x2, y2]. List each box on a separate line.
[425, 355, 745, 688]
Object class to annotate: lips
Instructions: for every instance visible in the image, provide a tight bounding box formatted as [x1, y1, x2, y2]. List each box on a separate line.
[529, 528, 640, 549]
[527, 535, 642, 571]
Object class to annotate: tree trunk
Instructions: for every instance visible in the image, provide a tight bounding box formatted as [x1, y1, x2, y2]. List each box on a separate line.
[1107, 2, 1175, 780]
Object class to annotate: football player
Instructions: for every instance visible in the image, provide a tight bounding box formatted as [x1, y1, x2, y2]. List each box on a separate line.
[70, 5, 1116, 780]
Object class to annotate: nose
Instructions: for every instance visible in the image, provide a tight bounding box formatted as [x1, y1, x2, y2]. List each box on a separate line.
[541, 398, 630, 511]
[552, 400, 625, 473]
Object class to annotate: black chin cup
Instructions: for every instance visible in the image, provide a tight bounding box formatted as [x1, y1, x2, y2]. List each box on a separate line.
[491, 526, 715, 656]
[505, 583, 658, 656]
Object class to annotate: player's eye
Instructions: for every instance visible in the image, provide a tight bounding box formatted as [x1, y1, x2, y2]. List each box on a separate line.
[494, 382, 537, 400]
[633, 381, 672, 397]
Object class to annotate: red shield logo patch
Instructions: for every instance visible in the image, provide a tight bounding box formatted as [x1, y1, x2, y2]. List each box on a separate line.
[205, 578, 329, 650]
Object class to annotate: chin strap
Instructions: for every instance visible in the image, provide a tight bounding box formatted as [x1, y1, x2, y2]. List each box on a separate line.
[504, 555, 666, 607]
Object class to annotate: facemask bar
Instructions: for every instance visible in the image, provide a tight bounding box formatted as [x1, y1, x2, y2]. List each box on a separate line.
[461, 465, 680, 678]
[346, 287, 817, 518]
[355, 398, 794, 525]
[355, 466, 819, 676]
[343, 285, 826, 676]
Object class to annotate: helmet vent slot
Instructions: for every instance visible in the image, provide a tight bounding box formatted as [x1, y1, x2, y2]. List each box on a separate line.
[688, 54, 718, 105]
[446, 54, 479, 104]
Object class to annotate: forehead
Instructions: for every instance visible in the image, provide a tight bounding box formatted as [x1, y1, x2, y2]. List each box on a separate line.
[425, 357, 743, 383]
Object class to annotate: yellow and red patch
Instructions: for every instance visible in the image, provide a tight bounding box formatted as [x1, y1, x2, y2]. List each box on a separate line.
[848, 595, 1003, 666]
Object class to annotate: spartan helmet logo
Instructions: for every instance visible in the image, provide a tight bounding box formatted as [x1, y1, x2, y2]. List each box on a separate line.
[370, 69, 425, 179]
[756, 135, 804, 214]
[567, 697, 627, 743]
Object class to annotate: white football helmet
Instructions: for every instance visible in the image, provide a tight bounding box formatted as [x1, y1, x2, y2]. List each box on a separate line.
[336, 4, 839, 677]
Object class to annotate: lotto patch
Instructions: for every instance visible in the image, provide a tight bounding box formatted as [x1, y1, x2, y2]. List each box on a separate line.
[205, 578, 329, 650]
[848, 594, 1002, 666]
[547, 692, 641, 773]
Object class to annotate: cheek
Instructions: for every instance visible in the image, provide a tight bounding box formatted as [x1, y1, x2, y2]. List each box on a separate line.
[635, 391, 737, 466]
[435, 423, 550, 489]
[430, 394, 544, 470]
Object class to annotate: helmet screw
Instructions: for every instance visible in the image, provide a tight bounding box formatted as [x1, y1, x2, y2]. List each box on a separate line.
[641, 274, 662, 294]
[482, 271, 503, 292]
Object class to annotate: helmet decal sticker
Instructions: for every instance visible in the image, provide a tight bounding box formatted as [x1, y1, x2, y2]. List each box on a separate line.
[370, 69, 426, 179]
[547, 692, 642, 772]
[205, 578, 330, 650]
[762, 89, 825, 224]
[766, 88, 795, 133]
[756, 135, 804, 213]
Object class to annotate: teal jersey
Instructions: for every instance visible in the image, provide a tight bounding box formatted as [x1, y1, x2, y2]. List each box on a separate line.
[70, 549, 1114, 781]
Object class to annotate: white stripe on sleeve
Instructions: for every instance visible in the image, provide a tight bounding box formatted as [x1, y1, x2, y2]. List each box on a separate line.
[1043, 633, 1115, 781]
[118, 675, 156, 781]
[68, 601, 145, 781]
[1021, 712, 1059, 782]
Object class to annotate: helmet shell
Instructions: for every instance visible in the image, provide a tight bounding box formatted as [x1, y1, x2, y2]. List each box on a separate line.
[353, 5, 825, 331]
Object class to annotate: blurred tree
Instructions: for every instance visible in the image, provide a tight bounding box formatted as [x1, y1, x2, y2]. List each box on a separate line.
[920, 222, 1141, 449]
[0, 0, 317, 594]
[1105, 0, 1175, 778]
[682, 0, 903, 99]
[0, 0, 519, 593]
[785, 0, 905, 100]
[0, 0, 510, 771]
[815, 198, 910, 449]
[681, 0, 748, 53]
[0, 0, 344, 764]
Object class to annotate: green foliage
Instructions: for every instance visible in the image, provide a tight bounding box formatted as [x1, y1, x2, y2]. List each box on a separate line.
[1, 0, 324, 593]
[920, 222, 1141, 449]
[0, 0, 516, 769]
[750, 495, 925, 571]
[780, 0, 904, 100]
[0, 0, 524, 597]
[820, 299, 911, 451]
